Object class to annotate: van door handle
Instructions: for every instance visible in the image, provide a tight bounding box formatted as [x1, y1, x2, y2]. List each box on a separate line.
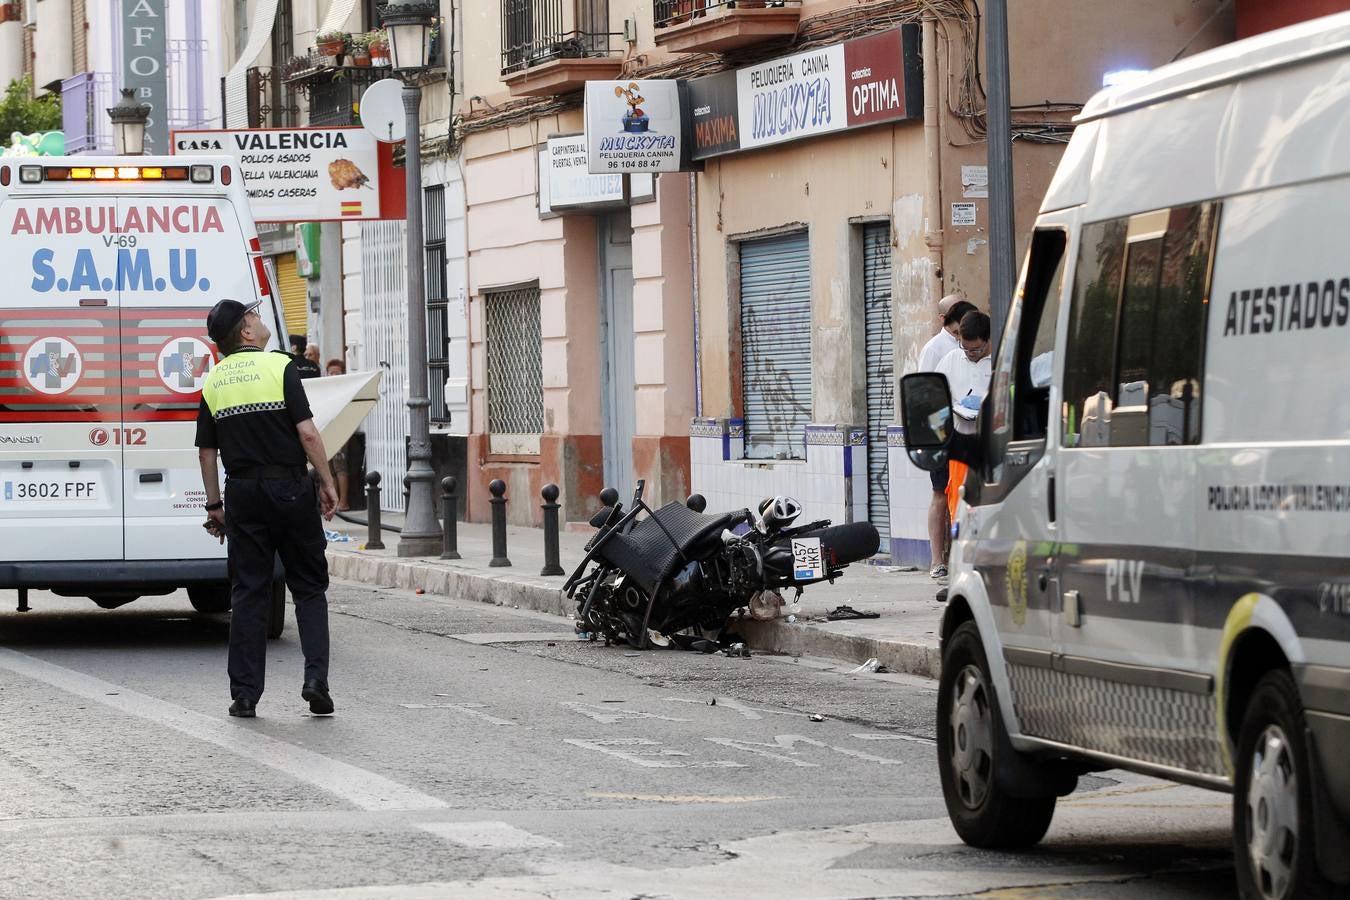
[1047, 473, 1056, 523]
[138, 473, 163, 483]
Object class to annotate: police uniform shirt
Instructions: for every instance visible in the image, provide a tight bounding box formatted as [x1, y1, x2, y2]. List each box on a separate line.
[195, 348, 313, 475]
[292, 355, 322, 380]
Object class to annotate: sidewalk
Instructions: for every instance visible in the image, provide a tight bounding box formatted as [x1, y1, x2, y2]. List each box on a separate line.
[324, 512, 945, 679]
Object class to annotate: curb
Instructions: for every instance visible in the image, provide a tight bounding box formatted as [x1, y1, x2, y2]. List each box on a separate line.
[738, 619, 942, 680]
[326, 549, 570, 618]
[325, 548, 942, 680]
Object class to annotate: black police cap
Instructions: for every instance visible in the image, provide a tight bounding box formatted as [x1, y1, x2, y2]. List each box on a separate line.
[206, 299, 260, 345]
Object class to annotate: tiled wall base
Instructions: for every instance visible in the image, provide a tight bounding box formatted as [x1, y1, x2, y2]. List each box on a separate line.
[887, 426, 934, 567]
[689, 421, 927, 559]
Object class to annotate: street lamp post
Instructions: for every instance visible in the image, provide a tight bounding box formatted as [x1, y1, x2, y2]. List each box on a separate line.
[107, 88, 150, 156]
[383, 0, 442, 557]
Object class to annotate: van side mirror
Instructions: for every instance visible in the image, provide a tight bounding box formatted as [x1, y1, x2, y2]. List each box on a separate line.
[900, 372, 954, 472]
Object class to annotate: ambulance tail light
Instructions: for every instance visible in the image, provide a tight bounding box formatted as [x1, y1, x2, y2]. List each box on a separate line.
[162, 166, 189, 181]
[220, 165, 232, 186]
[249, 237, 272, 298]
[190, 164, 213, 183]
[140, 167, 164, 180]
[93, 167, 117, 180]
[0, 166, 10, 186]
[19, 165, 43, 183]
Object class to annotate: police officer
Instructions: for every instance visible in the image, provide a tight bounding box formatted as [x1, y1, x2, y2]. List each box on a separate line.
[196, 299, 338, 719]
[288, 334, 323, 379]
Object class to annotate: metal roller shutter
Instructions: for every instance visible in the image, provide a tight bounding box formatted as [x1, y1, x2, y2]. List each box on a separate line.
[273, 252, 308, 338]
[740, 232, 812, 460]
[864, 223, 893, 540]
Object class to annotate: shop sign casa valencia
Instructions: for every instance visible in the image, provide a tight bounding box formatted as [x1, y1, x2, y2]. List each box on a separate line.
[584, 80, 691, 174]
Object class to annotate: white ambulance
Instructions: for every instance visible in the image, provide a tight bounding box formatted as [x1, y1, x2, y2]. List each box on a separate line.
[0, 157, 294, 635]
[901, 14, 1350, 899]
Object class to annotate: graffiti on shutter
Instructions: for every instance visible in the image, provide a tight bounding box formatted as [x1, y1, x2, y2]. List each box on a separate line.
[740, 232, 812, 460]
[863, 222, 893, 540]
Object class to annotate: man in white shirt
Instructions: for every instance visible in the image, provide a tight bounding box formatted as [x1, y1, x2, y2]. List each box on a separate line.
[936, 309, 994, 436]
[917, 295, 975, 373]
[916, 296, 977, 580]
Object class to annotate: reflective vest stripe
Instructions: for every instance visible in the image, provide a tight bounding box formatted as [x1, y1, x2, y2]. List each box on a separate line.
[202, 351, 290, 418]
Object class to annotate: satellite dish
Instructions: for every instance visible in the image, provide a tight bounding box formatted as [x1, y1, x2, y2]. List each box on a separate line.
[359, 79, 406, 144]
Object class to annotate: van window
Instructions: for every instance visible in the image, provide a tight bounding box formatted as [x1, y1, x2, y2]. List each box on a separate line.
[981, 228, 1066, 494]
[1062, 203, 1218, 447]
[988, 229, 1067, 451]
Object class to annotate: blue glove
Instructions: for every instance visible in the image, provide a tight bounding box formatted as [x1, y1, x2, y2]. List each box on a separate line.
[958, 393, 982, 411]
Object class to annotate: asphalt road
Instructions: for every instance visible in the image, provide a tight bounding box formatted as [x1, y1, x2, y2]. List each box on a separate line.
[0, 581, 1236, 899]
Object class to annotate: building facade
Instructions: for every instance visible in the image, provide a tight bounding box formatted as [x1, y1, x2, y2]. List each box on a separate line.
[219, 0, 469, 514]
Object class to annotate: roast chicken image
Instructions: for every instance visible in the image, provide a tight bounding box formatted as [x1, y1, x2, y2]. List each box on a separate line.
[328, 158, 371, 190]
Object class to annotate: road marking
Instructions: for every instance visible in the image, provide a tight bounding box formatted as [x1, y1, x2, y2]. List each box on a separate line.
[586, 792, 784, 804]
[705, 735, 908, 766]
[418, 821, 559, 849]
[450, 632, 577, 645]
[851, 732, 937, 746]
[564, 738, 746, 769]
[398, 703, 518, 726]
[665, 696, 820, 720]
[0, 647, 447, 812]
[562, 701, 691, 725]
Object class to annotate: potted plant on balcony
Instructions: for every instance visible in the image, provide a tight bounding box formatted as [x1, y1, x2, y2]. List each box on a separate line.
[348, 32, 372, 67]
[664, 0, 706, 26]
[368, 29, 390, 67]
[317, 29, 347, 61]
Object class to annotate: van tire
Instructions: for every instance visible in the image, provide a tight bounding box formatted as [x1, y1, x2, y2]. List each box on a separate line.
[267, 580, 286, 640]
[1233, 670, 1342, 900]
[187, 585, 231, 614]
[938, 621, 1056, 849]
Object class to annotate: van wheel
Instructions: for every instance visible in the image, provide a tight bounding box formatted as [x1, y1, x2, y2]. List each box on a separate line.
[938, 621, 1056, 849]
[1233, 670, 1340, 900]
[187, 585, 231, 614]
[267, 580, 286, 640]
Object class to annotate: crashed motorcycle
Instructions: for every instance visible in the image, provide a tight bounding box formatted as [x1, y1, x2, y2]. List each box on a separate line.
[564, 481, 880, 649]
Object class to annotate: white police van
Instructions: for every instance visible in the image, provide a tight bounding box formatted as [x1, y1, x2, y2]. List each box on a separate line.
[901, 15, 1350, 899]
[0, 157, 296, 635]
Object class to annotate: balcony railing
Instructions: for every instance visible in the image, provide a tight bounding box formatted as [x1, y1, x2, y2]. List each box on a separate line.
[653, 0, 801, 52]
[501, 0, 616, 75]
[654, 0, 795, 28]
[246, 66, 300, 128]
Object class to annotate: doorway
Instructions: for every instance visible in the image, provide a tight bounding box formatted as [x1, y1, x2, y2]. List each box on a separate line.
[600, 212, 636, 495]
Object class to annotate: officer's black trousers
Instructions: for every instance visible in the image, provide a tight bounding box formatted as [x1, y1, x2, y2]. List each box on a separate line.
[223, 475, 330, 702]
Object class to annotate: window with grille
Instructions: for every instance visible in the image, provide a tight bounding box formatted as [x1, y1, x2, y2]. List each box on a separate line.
[485, 284, 543, 454]
[424, 185, 450, 424]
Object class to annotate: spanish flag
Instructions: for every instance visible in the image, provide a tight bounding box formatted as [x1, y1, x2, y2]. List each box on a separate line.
[340, 200, 363, 217]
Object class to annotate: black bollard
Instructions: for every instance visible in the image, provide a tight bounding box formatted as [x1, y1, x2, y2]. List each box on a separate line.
[365, 471, 385, 550]
[540, 483, 564, 576]
[488, 479, 511, 567]
[440, 476, 460, 560]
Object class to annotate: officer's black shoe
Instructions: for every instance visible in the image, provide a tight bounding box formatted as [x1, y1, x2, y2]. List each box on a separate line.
[302, 680, 334, 715]
[228, 698, 257, 718]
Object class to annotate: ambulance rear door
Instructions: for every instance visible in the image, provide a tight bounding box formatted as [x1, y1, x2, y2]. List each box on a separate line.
[119, 193, 259, 562]
[0, 195, 125, 561]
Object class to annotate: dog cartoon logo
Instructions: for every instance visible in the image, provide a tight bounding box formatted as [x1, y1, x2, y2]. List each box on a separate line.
[22, 337, 82, 395]
[156, 337, 215, 394]
[614, 82, 650, 133]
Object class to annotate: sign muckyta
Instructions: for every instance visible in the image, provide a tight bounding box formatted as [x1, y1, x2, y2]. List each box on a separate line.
[122, 0, 168, 155]
[171, 127, 382, 223]
[584, 80, 686, 174]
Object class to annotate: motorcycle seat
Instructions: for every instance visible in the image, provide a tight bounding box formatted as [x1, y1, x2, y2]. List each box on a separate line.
[597, 502, 738, 596]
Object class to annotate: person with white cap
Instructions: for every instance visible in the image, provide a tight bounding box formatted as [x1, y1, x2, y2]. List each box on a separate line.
[195, 298, 338, 719]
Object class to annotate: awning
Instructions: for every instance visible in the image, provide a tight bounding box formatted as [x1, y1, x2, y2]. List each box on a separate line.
[222, 0, 281, 127]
